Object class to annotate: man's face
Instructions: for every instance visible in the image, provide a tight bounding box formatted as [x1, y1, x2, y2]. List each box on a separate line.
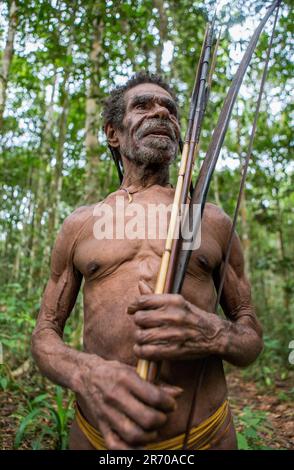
[115, 83, 181, 167]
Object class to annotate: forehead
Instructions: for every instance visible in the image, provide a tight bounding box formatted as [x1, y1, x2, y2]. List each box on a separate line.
[124, 83, 174, 106]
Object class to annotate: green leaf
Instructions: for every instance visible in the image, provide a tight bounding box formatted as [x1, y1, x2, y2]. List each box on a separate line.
[31, 394, 49, 405]
[0, 377, 8, 390]
[14, 408, 45, 449]
[237, 432, 250, 450]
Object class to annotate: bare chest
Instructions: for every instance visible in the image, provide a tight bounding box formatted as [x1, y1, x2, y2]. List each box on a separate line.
[73, 193, 223, 297]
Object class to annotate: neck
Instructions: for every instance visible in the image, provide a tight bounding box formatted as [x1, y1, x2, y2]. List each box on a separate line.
[120, 157, 170, 189]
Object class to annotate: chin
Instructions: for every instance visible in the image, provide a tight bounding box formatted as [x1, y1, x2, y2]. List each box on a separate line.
[143, 153, 175, 167]
[141, 144, 176, 165]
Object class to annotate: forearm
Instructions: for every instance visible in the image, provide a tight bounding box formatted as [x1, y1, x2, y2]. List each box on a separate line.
[213, 316, 263, 367]
[194, 311, 263, 367]
[186, 303, 263, 367]
[31, 323, 104, 393]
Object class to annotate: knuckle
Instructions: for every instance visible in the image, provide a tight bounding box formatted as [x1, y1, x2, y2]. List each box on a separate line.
[142, 412, 155, 430]
[152, 388, 163, 406]
[134, 328, 143, 342]
[104, 390, 116, 405]
[106, 437, 117, 450]
[144, 411, 166, 429]
[123, 424, 140, 443]
[157, 411, 168, 426]
[134, 311, 146, 324]
[130, 429, 141, 444]
[173, 310, 186, 325]
[158, 387, 173, 407]
[98, 401, 108, 418]
[173, 294, 184, 306]
[117, 370, 129, 387]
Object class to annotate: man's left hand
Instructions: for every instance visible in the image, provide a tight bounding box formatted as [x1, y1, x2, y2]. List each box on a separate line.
[127, 280, 222, 361]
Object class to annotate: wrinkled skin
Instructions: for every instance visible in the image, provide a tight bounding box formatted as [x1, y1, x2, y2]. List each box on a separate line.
[31, 83, 263, 450]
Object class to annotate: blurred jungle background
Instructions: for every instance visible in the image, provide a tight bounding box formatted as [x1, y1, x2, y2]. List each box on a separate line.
[0, 0, 293, 450]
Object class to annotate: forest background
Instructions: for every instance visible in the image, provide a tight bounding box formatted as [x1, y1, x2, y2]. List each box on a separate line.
[0, 0, 293, 450]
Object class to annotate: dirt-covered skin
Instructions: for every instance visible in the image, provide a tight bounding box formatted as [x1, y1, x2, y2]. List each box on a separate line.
[31, 83, 263, 450]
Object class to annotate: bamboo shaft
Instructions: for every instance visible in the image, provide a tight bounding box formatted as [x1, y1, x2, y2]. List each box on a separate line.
[136, 142, 190, 380]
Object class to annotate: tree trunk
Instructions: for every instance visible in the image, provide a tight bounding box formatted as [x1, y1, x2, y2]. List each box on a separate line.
[27, 78, 56, 292]
[85, 3, 104, 203]
[12, 183, 32, 282]
[0, 0, 17, 129]
[153, 0, 168, 74]
[38, 6, 77, 284]
[47, 71, 70, 245]
[41, 4, 80, 279]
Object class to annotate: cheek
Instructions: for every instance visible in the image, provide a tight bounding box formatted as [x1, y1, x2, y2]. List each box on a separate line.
[119, 129, 132, 149]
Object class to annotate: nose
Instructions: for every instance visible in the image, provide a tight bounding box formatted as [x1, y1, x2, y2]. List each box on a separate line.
[150, 103, 170, 119]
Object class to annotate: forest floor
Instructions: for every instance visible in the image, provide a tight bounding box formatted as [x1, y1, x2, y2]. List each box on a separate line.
[226, 370, 293, 449]
[0, 369, 293, 450]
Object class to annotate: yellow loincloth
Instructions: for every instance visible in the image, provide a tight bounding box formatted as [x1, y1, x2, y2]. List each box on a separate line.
[75, 399, 230, 450]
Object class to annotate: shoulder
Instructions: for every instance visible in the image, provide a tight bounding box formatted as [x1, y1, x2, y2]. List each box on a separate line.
[50, 204, 95, 277]
[204, 203, 245, 274]
[60, 190, 121, 238]
[203, 203, 232, 234]
[60, 205, 95, 236]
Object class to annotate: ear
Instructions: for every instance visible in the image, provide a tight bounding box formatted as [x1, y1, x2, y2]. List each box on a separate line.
[105, 122, 120, 148]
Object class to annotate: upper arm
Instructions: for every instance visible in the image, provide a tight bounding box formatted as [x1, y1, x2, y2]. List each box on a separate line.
[214, 210, 262, 338]
[34, 207, 90, 338]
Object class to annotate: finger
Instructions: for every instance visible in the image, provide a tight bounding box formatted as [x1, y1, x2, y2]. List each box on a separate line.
[159, 384, 184, 398]
[106, 389, 167, 431]
[133, 310, 187, 328]
[99, 420, 139, 450]
[102, 405, 158, 446]
[135, 326, 187, 345]
[128, 373, 177, 412]
[128, 293, 182, 315]
[134, 343, 184, 361]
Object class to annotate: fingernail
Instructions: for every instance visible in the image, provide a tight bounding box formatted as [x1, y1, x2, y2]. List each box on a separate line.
[173, 386, 184, 392]
[162, 385, 184, 396]
[169, 386, 184, 393]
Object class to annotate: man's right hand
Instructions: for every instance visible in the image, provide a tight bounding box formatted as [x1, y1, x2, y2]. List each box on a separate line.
[78, 356, 183, 449]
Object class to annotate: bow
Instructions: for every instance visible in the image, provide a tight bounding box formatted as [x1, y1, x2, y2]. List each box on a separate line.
[136, 0, 281, 449]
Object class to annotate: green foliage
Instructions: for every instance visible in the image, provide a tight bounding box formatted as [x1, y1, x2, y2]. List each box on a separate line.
[242, 335, 292, 389]
[13, 386, 74, 450]
[0, 283, 40, 366]
[236, 407, 273, 450]
[0, 373, 10, 392]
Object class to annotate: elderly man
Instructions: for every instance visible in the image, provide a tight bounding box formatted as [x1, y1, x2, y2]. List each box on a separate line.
[31, 71, 263, 450]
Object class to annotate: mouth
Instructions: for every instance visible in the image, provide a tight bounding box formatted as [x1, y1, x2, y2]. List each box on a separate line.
[142, 128, 174, 139]
[145, 133, 171, 139]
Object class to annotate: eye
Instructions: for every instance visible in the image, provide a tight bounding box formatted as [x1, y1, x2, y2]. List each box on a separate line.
[135, 103, 147, 110]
